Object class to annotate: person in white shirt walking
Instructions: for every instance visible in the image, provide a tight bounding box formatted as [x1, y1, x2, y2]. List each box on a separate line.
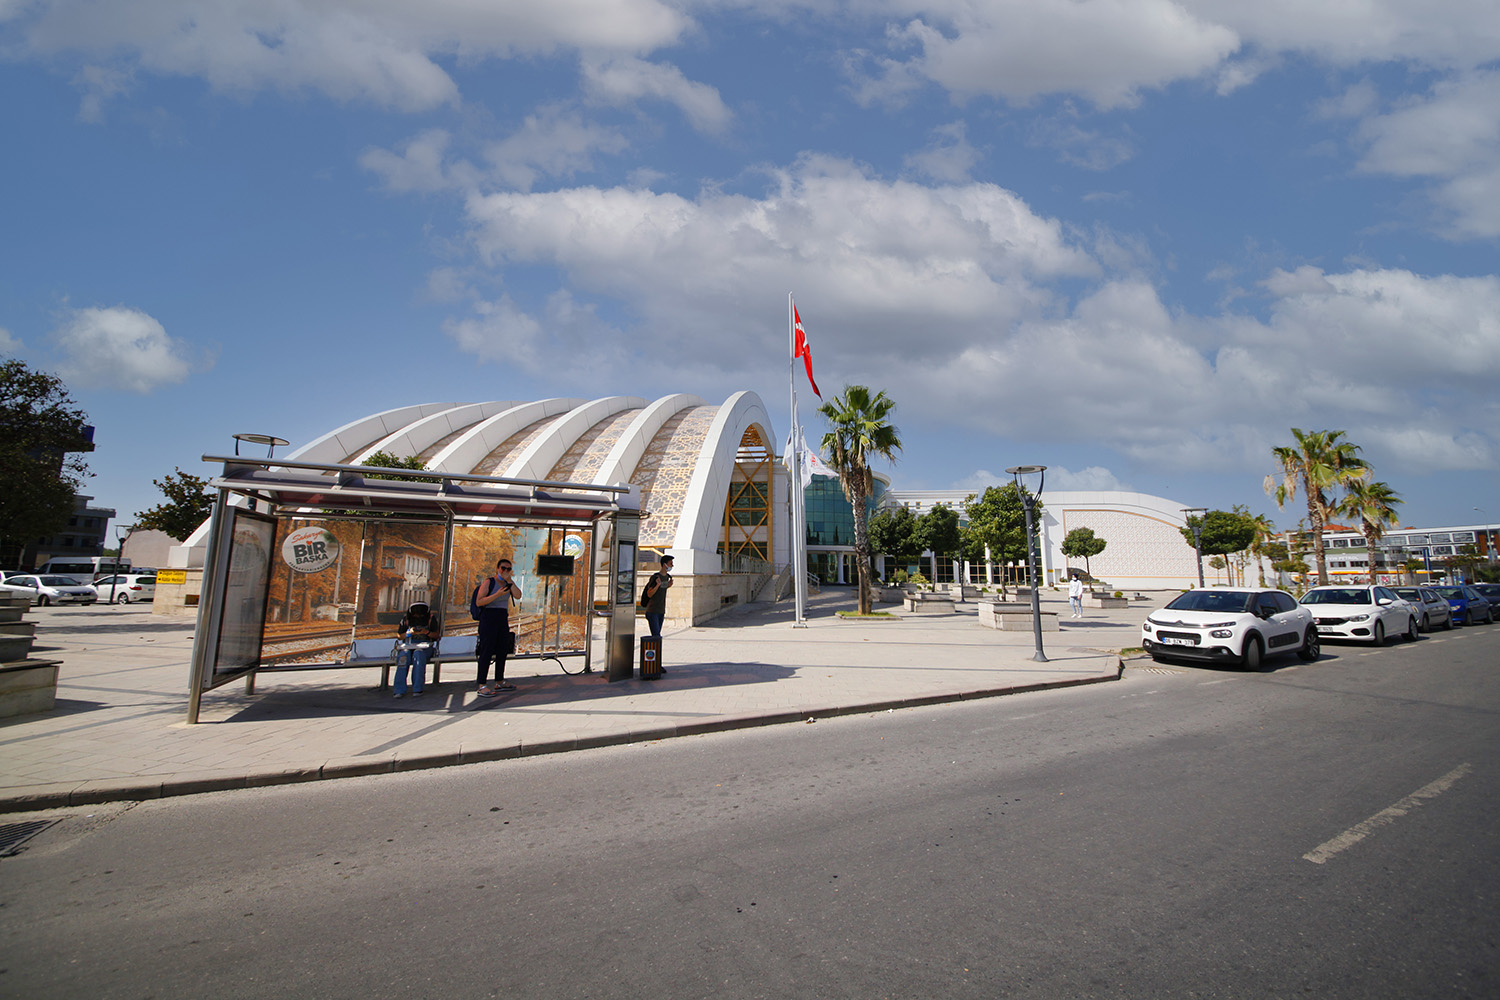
[1068, 575, 1085, 618]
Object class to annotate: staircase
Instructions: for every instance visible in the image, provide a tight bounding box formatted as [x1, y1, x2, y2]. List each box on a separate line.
[0, 596, 60, 718]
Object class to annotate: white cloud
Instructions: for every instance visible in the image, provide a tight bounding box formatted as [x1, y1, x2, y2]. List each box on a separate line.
[459, 156, 1096, 370]
[361, 111, 629, 194]
[10, 0, 692, 110]
[871, 0, 1240, 110]
[360, 129, 469, 193]
[51, 305, 197, 392]
[1350, 69, 1500, 238]
[0, 326, 19, 354]
[904, 121, 982, 182]
[483, 106, 630, 190]
[580, 55, 731, 133]
[951, 465, 1133, 492]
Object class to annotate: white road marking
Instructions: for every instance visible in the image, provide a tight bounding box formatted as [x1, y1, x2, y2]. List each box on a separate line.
[1303, 763, 1473, 865]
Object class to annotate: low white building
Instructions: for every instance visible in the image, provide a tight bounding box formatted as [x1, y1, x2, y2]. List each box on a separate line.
[884, 489, 1202, 591]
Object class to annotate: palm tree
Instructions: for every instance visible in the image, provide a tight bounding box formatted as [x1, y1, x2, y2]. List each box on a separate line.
[1338, 479, 1403, 585]
[819, 386, 902, 615]
[1247, 511, 1277, 588]
[1264, 428, 1368, 585]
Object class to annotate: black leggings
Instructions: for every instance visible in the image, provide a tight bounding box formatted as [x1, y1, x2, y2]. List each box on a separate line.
[475, 614, 509, 685]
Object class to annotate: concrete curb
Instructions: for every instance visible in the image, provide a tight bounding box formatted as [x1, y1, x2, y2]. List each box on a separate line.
[0, 662, 1122, 813]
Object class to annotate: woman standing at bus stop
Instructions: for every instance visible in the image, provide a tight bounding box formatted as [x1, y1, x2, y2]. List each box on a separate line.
[476, 558, 520, 697]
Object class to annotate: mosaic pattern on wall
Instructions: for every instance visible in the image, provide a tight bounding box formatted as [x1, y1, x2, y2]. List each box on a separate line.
[548, 409, 641, 484]
[1059, 510, 1199, 578]
[634, 405, 719, 548]
[473, 415, 565, 477]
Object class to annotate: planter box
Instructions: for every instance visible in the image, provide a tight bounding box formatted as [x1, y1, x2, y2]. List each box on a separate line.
[947, 584, 980, 603]
[1086, 595, 1129, 609]
[903, 592, 956, 615]
[0, 659, 60, 718]
[875, 587, 905, 604]
[0, 632, 34, 661]
[978, 601, 1059, 631]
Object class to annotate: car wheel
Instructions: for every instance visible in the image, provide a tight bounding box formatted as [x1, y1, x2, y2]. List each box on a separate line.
[1241, 634, 1264, 671]
[1420, 613, 1430, 632]
[38, 595, 50, 607]
[115, 592, 130, 604]
[1466, 609, 1476, 626]
[1442, 613, 1454, 630]
[1404, 617, 1419, 643]
[1372, 620, 1385, 646]
[1298, 628, 1320, 662]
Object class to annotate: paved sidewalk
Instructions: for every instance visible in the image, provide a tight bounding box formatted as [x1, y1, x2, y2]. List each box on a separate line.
[0, 588, 1152, 812]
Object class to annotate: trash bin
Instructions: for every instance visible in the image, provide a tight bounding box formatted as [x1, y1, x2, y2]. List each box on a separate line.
[640, 636, 663, 680]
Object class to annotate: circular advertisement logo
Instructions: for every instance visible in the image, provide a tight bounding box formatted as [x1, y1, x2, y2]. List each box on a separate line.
[281, 525, 340, 574]
[563, 534, 585, 558]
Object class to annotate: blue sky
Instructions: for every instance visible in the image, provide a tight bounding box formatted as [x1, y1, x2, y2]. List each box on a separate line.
[2, 0, 1497, 537]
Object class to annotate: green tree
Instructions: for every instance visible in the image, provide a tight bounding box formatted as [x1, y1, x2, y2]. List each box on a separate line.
[1247, 511, 1277, 588]
[1265, 428, 1368, 585]
[1180, 509, 1258, 585]
[1061, 526, 1107, 581]
[917, 503, 962, 582]
[0, 360, 92, 565]
[1336, 479, 1403, 585]
[818, 386, 902, 615]
[868, 504, 921, 578]
[135, 468, 215, 541]
[963, 482, 1044, 594]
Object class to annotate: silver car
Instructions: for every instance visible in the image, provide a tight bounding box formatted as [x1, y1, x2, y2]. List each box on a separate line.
[7, 574, 98, 606]
[1391, 586, 1453, 631]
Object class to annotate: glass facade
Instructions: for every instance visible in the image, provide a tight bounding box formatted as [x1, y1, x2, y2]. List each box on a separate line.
[804, 477, 884, 546]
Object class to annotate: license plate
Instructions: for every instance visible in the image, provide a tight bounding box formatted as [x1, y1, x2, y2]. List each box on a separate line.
[1161, 637, 1195, 646]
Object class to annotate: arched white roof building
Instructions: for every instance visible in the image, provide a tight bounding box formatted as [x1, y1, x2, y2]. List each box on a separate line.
[174, 393, 785, 623]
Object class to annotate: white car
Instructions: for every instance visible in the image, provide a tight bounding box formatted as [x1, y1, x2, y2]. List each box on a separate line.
[1142, 587, 1319, 669]
[94, 574, 157, 604]
[6, 574, 99, 606]
[1299, 585, 1419, 645]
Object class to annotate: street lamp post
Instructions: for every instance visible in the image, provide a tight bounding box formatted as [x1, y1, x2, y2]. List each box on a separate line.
[1476, 508, 1495, 565]
[1181, 508, 1207, 588]
[1006, 465, 1048, 663]
[110, 523, 135, 605]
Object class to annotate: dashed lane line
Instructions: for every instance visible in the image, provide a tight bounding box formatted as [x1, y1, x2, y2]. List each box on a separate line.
[1303, 763, 1473, 865]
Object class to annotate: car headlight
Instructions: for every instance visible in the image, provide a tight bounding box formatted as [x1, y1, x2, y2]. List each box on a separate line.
[1204, 621, 1237, 629]
[1347, 613, 1369, 622]
[1210, 629, 1234, 638]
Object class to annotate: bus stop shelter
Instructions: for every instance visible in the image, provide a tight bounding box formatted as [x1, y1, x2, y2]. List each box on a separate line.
[186, 454, 645, 723]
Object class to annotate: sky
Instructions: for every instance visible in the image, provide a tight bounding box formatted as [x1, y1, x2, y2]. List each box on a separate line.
[2, 0, 1498, 538]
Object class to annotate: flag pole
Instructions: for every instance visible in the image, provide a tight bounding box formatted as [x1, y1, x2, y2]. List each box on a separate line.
[788, 293, 807, 627]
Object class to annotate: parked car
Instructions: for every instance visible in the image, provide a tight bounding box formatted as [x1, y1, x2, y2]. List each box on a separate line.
[1392, 586, 1453, 631]
[1142, 588, 1319, 669]
[94, 573, 157, 604]
[1471, 582, 1500, 608]
[1300, 585, 1418, 644]
[5, 574, 98, 606]
[1431, 584, 1494, 626]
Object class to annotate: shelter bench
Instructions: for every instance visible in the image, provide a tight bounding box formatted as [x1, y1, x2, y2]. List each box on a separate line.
[253, 633, 481, 691]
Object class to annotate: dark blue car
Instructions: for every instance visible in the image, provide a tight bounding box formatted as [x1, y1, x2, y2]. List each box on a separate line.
[1431, 585, 1494, 626]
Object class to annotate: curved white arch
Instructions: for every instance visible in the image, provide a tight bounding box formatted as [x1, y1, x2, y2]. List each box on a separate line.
[351, 400, 519, 466]
[286, 402, 469, 465]
[502, 396, 650, 482]
[426, 398, 586, 476]
[673, 390, 775, 572]
[592, 394, 705, 490]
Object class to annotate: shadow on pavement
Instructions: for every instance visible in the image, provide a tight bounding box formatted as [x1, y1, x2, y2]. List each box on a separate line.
[211, 660, 800, 723]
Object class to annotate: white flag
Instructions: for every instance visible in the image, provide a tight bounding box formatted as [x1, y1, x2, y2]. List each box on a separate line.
[799, 427, 834, 484]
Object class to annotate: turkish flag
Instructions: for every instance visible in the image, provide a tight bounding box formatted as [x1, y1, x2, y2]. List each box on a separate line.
[792, 304, 822, 398]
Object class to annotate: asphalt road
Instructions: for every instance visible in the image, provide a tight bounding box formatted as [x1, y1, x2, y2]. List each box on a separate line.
[2, 625, 1497, 999]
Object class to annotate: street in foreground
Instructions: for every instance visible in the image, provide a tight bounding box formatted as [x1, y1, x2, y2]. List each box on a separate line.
[1, 627, 1496, 998]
